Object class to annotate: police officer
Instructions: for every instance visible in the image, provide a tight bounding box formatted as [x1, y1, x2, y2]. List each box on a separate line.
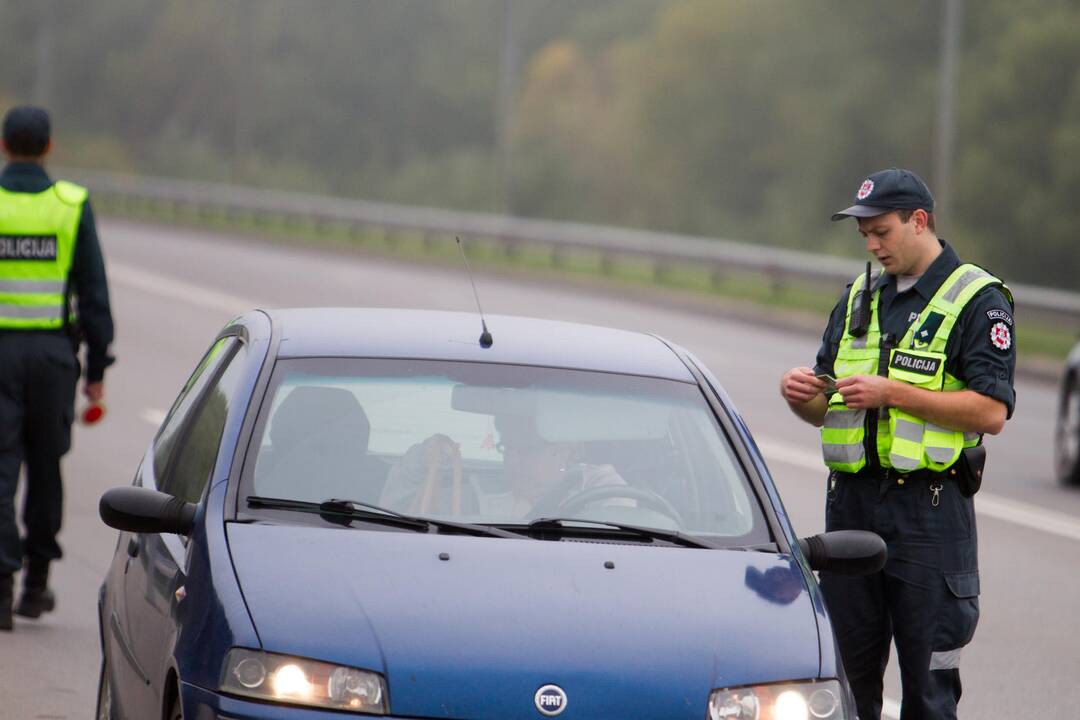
[0, 106, 114, 630]
[779, 168, 1015, 719]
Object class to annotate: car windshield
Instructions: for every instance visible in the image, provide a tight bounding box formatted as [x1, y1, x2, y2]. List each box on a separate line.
[241, 358, 769, 544]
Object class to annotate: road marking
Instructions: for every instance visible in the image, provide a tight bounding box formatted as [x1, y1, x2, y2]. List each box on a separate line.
[883, 698, 901, 719]
[140, 408, 167, 427]
[109, 261, 264, 315]
[757, 436, 1080, 543]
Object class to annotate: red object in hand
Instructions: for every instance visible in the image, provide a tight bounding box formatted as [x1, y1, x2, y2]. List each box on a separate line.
[81, 402, 106, 425]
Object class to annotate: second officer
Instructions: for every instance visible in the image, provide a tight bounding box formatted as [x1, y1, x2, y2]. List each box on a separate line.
[0, 105, 115, 630]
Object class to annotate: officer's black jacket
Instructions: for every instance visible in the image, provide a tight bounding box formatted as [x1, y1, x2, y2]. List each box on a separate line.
[814, 240, 1016, 418]
[0, 162, 115, 382]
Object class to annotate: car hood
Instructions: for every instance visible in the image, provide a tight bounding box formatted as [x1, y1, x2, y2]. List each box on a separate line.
[228, 523, 821, 720]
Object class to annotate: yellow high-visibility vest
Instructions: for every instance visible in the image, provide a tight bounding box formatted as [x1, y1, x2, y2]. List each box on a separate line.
[821, 264, 1009, 473]
[0, 180, 86, 329]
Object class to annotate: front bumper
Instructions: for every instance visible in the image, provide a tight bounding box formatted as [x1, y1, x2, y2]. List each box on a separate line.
[181, 683, 411, 720]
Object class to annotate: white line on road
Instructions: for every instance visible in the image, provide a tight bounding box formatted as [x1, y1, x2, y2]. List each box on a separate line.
[109, 260, 264, 315]
[757, 436, 1080, 543]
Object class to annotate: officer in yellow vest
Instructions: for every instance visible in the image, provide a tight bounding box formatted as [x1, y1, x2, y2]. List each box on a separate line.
[780, 168, 1015, 720]
[0, 106, 114, 630]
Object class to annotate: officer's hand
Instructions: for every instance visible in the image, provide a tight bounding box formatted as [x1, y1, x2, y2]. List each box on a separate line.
[780, 367, 826, 404]
[836, 375, 892, 409]
[84, 381, 105, 403]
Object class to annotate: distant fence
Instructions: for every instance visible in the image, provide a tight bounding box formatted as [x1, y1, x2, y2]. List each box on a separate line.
[64, 168, 1080, 326]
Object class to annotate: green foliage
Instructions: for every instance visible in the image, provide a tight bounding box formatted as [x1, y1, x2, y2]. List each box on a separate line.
[0, 0, 1076, 288]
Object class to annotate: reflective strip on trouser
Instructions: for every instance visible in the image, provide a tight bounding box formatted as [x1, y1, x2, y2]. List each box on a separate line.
[822, 408, 866, 468]
[930, 648, 963, 671]
[0, 279, 65, 293]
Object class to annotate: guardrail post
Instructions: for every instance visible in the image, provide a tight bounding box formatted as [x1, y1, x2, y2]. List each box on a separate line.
[600, 252, 617, 276]
[654, 260, 673, 284]
[710, 266, 725, 290]
[503, 237, 519, 262]
[766, 265, 786, 300]
[423, 231, 440, 253]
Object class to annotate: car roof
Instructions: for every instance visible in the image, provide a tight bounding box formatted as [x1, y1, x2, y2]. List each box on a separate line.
[263, 308, 695, 382]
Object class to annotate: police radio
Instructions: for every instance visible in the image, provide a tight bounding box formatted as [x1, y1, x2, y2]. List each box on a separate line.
[848, 261, 873, 338]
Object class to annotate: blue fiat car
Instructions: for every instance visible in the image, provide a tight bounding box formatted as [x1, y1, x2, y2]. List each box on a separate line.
[97, 308, 883, 720]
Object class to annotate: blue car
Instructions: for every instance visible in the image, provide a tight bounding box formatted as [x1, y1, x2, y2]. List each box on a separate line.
[97, 308, 884, 720]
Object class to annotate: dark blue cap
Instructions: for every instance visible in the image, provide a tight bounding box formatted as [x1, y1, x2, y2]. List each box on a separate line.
[2, 105, 51, 156]
[831, 168, 934, 221]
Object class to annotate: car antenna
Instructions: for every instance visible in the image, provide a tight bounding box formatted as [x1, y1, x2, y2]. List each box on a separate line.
[456, 237, 493, 348]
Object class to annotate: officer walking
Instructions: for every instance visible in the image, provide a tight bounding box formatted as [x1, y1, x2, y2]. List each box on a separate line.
[0, 106, 114, 630]
[779, 168, 1015, 719]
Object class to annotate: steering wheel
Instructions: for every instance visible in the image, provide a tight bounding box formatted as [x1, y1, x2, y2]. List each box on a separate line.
[554, 485, 685, 527]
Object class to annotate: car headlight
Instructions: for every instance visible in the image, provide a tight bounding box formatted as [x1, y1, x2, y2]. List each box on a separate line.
[220, 648, 387, 714]
[708, 679, 847, 720]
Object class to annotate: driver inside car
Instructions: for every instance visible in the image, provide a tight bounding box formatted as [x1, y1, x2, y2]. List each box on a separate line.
[380, 414, 628, 520]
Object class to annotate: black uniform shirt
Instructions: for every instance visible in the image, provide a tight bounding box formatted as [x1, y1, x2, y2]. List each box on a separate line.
[0, 162, 115, 382]
[814, 240, 1016, 418]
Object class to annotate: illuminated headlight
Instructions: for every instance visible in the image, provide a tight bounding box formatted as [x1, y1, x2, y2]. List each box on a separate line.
[221, 648, 387, 714]
[708, 680, 847, 720]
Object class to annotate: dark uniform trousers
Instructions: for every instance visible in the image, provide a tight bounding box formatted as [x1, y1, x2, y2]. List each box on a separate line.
[820, 471, 979, 720]
[0, 332, 79, 575]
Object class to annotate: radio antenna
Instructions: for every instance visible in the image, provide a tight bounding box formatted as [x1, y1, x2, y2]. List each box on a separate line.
[456, 237, 493, 348]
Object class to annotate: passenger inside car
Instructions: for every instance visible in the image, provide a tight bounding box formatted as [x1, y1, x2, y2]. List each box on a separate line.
[254, 386, 388, 503]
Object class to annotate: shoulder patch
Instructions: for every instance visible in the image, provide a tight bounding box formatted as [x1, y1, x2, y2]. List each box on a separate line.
[989, 322, 1012, 352]
[986, 308, 1013, 326]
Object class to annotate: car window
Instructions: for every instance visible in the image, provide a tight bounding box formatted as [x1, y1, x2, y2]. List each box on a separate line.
[243, 358, 769, 545]
[152, 337, 238, 490]
[160, 340, 247, 504]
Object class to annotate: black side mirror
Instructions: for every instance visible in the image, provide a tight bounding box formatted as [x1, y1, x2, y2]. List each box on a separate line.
[798, 530, 886, 576]
[99, 486, 197, 536]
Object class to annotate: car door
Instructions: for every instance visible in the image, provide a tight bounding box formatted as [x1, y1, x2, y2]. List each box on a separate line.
[119, 335, 245, 718]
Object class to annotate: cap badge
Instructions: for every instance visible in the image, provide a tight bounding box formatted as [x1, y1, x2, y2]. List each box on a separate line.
[856, 179, 874, 200]
[990, 322, 1012, 351]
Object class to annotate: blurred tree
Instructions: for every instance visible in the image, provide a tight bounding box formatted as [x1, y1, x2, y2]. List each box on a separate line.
[954, 0, 1080, 288]
[0, 0, 1075, 286]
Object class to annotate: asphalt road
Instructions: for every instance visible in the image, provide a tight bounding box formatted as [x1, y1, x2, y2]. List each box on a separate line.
[2, 218, 1077, 719]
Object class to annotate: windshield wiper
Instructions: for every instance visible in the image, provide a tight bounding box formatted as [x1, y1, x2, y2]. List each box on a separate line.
[246, 496, 518, 539]
[512, 517, 724, 550]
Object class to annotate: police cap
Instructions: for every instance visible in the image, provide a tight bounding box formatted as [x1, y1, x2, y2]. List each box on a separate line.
[831, 167, 934, 221]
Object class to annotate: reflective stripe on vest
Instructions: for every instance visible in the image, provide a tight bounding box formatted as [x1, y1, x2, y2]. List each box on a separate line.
[822, 262, 1009, 474]
[819, 269, 881, 473]
[0, 181, 85, 329]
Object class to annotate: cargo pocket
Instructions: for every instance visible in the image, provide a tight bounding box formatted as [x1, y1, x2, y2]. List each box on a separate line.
[930, 571, 980, 670]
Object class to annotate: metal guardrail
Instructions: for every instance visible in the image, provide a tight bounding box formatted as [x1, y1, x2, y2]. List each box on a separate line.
[64, 168, 1080, 325]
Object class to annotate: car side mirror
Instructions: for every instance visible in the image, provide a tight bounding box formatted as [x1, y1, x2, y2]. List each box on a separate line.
[797, 530, 886, 576]
[99, 486, 197, 536]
